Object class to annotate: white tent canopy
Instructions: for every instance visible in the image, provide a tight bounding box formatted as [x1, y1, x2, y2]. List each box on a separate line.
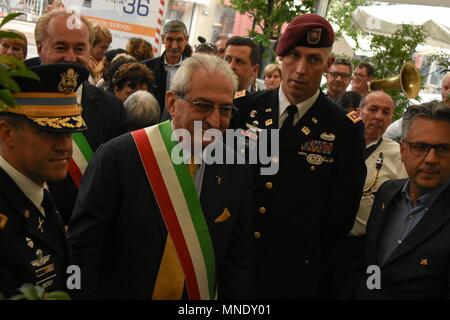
[374, 0, 450, 7]
[351, 4, 450, 49]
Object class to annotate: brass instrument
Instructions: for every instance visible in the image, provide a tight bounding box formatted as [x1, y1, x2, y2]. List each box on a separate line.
[369, 62, 421, 99]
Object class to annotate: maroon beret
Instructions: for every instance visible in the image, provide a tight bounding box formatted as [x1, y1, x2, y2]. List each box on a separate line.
[276, 14, 334, 56]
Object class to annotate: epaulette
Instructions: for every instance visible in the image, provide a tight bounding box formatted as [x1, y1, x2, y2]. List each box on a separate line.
[346, 110, 362, 123]
[0, 212, 8, 229]
[234, 90, 247, 99]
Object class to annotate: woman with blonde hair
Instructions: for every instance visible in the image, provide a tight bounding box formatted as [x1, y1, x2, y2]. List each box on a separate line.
[263, 63, 282, 90]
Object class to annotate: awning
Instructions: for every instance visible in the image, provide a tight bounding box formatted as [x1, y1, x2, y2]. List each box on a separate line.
[352, 4, 450, 49]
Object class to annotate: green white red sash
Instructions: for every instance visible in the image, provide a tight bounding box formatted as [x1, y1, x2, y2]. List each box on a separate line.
[131, 121, 216, 300]
[68, 132, 94, 187]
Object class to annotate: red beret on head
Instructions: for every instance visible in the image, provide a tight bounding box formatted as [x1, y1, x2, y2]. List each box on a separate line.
[276, 14, 334, 56]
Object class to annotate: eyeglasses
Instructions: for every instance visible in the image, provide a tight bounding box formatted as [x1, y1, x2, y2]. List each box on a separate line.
[403, 141, 450, 158]
[328, 72, 351, 80]
[177, 94, 237, 117]
[353, 73, 368, 79]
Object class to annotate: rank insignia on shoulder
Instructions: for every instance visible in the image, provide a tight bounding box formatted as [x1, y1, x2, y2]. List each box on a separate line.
[234, 90, 247, 99]
[0, 213, 7, 229]
[346, 110, 362, 123]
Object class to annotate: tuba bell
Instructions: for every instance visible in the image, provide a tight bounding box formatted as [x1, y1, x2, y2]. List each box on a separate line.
[369, 62, 421, 99]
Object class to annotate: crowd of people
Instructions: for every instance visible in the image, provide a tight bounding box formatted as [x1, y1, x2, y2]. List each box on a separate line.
[0, 8, 449, 300]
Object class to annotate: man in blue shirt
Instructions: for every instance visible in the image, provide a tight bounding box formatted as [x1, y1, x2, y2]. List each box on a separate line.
[358, 100, 450, 299]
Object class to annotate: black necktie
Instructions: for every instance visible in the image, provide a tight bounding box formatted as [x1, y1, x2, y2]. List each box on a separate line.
[280, 105, 298, 138]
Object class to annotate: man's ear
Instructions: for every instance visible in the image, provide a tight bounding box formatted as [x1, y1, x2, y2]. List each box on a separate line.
[37, 43, 42, 57]
[400, 141, 406, 163]
[165, 91, 176, 117]
[252, 64, 260, 79]
[324, 56, 335, 74]
[0, 120, 18, 149]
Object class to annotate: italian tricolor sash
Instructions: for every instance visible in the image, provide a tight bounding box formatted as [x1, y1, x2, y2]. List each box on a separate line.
[131, 121, 216, 300]
[68, 132, 94, 187]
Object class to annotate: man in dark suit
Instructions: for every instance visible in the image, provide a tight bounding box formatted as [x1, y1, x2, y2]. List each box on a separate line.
[144, 20, 189, 121]
[224, 36, 260, 95]
[232, 14, 366, 299]
[68, 55, 255, 299]
[0, 64, 89, 298]
[358, 101, 450, 299]
[34, 10, 127, 224]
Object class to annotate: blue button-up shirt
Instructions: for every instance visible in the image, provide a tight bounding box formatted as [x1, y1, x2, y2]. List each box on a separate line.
[378, 179, 450, 265]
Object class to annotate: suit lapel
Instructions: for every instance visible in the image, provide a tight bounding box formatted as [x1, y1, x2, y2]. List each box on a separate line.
[369, 180, 404, 264]
[200, 163, 227, 228]
[384, 185, 450, 266]
[0, 168, 66, 259]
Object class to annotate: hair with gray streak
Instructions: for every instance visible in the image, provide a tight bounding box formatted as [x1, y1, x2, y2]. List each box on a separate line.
[401, 100, 450, 140]
[170, 55, 238, 94]
[124, 91, 160, 130]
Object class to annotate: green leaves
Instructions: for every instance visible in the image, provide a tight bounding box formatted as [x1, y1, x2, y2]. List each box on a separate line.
[7, 283, 71, 300]
[0, 12, 39, 109]
[228, 0, 315, 57]
[0, 12, 25, 30]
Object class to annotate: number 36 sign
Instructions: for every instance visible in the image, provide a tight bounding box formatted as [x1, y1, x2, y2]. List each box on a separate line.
[64, 0, 164, 52]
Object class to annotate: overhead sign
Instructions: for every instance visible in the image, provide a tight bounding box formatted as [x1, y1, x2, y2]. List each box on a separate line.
[64, 0, 165, 51]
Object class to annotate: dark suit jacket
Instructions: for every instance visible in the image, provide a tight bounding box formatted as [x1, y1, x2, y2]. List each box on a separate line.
[233, 89, 367, 299]
[144, 55, 166, 117]
[0, 169, 70, 298]
[144, 53, 188, 121]
[48, 83, 127, 225]
[68, 132, 255, 299]
[358, 179, 450, 299]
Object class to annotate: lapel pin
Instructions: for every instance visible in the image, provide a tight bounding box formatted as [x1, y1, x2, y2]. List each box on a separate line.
[216, 176, 223, 185]
[420, 259, 428, 266]
[265, 108, 272, 112]
[265, 119, 273, 126]
[26, 237, 34, 249]
[0, 213, 8, 229]
[37, 217, 44, 233]
[312, 117, 318, 124]
[301, 126, 310, 135]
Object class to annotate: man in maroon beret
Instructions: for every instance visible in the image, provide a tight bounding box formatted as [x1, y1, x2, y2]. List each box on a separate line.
[232, 14, 367, 299]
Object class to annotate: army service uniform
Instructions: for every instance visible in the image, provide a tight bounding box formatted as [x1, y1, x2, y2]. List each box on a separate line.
[232, 88, 367, 299]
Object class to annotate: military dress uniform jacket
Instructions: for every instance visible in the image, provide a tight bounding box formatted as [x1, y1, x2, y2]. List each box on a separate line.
[68, 133, 255, 299]
[351, 138, 407, 236]
[358, 180, 450, 299]
[0, 169, 70, 298]
[233, 89, 367, 299]
[48, 83, 127, 224]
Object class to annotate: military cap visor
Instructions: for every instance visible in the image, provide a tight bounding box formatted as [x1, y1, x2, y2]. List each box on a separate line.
[4, 64, 89, 133]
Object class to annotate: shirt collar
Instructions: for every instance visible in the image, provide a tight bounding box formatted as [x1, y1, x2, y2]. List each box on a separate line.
[366, 136, 382, 148]
[0, 155, 45, 210]
[164, 54, 183, 67]
[278, 87, 319, 118]
[402, 179, 450, 210]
